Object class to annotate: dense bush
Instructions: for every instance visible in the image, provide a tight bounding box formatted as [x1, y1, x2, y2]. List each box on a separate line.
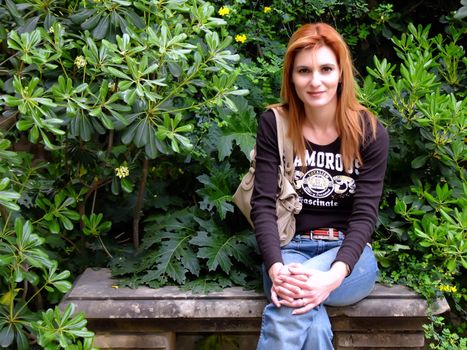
[361, 23, 466, 346]
[0, 0, 251, 347]
[0, 0, 465, 349]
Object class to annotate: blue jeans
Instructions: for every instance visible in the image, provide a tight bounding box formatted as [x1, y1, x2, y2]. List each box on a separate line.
[256, 234, 379, 350]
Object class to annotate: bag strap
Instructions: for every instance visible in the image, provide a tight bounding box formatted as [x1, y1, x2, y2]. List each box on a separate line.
[271, 107, 294, 182]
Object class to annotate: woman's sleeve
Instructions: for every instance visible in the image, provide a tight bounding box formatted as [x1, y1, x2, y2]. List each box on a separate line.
[251, 110, 283, 271]
[333, 120, 389, 273]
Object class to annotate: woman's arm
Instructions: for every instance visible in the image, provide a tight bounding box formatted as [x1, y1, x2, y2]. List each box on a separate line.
[333, 120, 389, 272]
[251, 110, 283, 270]
[251, 110, 308, 304]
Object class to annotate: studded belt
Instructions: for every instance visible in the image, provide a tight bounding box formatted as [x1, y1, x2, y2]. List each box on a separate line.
[300, 228, 343, 240]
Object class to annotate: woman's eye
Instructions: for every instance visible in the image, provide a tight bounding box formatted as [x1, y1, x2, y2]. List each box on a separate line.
[298, 68, 310, 73]
[322, 66, 333, 72]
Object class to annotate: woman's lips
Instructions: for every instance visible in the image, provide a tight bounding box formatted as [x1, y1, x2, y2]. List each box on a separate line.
[307, 91, 324, 96]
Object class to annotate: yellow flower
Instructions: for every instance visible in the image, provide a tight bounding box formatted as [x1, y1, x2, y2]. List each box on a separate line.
[48, 26, 54, 34]
[218, 6, 230, 16]
[438, 284, 457, 293]
[115, 166, 129, 179]
[264, 6, 272, 13]
[74, 55, 87, 68]
[235, 34, 247, 44]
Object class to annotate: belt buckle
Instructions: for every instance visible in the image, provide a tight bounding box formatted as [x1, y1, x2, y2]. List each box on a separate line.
[310, 228, 338, 240]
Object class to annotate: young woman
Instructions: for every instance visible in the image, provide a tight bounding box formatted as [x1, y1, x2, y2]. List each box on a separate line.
[251, 23, 389, 349]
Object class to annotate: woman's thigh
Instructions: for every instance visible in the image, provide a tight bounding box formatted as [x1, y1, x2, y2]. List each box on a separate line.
[301, 245, 379, 306]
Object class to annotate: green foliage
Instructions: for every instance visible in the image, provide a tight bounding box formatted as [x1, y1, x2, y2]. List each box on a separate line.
[32, 304, 95, 350]
[195, 333, 239, 350]
[362, 22, 466, 346]
[0, 217, 94, 349]
[424, 316, 467, 350]
[0, 0, 249, 347]
[1, 0, 466, 348]
[110, 207, 258, 289]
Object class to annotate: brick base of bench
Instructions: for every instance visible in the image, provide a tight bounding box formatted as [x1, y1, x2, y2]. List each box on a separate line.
[59, 268, 449, 349]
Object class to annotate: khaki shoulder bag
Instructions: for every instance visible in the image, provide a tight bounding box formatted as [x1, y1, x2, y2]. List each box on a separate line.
[233, 106, 302, 246]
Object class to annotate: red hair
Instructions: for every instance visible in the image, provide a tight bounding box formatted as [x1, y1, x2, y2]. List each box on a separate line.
[276, 23, 376, 172]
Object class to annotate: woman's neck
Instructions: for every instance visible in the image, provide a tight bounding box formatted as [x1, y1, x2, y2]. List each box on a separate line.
[302, 104, 339, 145]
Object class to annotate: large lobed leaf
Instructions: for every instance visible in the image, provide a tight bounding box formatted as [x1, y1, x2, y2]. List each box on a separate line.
[217, 97, 258, 160]
[139, 208, 201, 284]
[196, 163, 237, 219]
[191, 218, 252, 274]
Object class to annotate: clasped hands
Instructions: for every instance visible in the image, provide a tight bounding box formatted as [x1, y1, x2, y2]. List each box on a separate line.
[268, 262, 347, 315]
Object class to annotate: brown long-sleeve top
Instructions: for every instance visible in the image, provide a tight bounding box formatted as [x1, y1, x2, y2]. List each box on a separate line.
[250, 109, 389, 273]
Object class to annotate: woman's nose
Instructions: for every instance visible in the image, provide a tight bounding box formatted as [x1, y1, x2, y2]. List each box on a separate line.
[308, 72, 321, 86]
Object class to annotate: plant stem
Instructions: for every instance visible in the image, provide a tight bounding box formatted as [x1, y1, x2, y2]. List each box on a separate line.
[132, 158, 149, 249]
[0, 205, 9, 226]
[98, 235, 113, 258]
[107, 129, 114, 155]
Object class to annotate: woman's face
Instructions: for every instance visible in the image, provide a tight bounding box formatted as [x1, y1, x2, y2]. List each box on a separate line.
[292, 45, 341, 111]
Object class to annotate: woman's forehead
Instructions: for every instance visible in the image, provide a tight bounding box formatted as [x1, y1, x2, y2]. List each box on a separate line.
[294, 46, 338, 66]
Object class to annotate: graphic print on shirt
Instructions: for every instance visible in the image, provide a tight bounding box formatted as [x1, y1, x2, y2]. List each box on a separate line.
[294, 149, 359, 208]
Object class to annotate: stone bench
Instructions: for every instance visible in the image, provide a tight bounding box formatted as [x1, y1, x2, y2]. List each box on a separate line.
[59, 268, 449, 350]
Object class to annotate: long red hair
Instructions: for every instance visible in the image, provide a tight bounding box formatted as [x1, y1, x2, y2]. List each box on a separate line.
[276, 22, 377, 172]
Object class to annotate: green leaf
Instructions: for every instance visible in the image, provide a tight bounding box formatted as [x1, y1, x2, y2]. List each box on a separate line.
[106, 67, 132, 80]
[140, 209, 200, 284]
[446, 259, 456, 272]
[93, 15, 110, 40]
[196, 164, 235, 219]
[15, 329, 29, 350]
[217, 97, 257, 160]
[180, 278, 224, 294]
[411, 155, 428, 169]
[53, 280, 72, 293]
[49, 220, 60, 234]
[120, 178, 133, 193]
[0, 325, 14, 348]
[76, 10, 99, 27]
[150, 230, 198, 284]
[59, 215, 74, 230]
[191, 220, 251, 274]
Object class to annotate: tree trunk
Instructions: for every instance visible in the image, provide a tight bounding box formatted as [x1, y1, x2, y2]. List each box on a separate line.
[132, 158, 149, 249]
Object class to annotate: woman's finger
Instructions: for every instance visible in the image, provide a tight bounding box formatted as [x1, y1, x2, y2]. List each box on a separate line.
[292, 302, 316, 315]
[278, 275, 308, 290]
[279, 281, 302, 294]
[288, 265, 314, 276]
[270, 287, 281, 308]
[279, 297, 305, 308]
[275, 286, 295, 302]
